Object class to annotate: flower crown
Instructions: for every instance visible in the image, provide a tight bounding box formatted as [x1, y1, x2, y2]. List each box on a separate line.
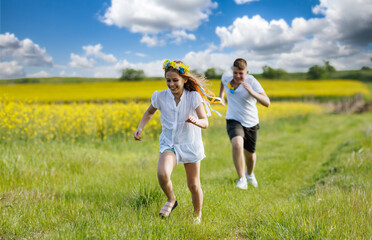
[162, 59, 189, 74]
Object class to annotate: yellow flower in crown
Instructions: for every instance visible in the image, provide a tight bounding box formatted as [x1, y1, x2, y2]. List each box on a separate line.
[179, 62, 186, 69]
[162, 59, 189, 74]
[171, 61, 177, 69]
[163, 59, 171, 69]
[178, 62, 189, 74]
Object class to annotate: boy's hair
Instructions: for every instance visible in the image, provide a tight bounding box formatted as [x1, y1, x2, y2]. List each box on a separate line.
[233, 58, 247, 70]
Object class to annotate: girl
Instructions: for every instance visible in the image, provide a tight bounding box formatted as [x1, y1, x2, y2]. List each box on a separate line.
[133, 60, 220, 223]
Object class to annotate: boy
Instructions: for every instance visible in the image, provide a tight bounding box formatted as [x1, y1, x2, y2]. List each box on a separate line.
[219, 58, 270, 189]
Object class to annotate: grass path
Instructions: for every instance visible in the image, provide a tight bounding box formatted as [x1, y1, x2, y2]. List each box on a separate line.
[1, 113, 371, 239]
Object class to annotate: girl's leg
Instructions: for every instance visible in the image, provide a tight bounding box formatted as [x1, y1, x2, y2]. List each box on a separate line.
[157, 152, 177, 204]
[184, 162, 203, 218]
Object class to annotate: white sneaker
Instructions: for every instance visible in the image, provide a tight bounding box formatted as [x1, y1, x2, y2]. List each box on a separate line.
[246, 172, 258, 188]
[236, 177, 248, 190]
[193, 216, 201, 225]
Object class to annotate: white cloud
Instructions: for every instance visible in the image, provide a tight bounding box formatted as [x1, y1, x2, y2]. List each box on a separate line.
[140, 35, 164, 47]
[68, 43, 117, 69]
[216, 0, 372, 51]
[83, 44, 117, 63]
[274, 35, 372, 72]
[291, 17, 326, 37]
[135, 53, 147, 57]
[0, 32, 53, 67]
[0, 61, 25, 79]
[69, 53, 95, 68]
[0, 32, 19, 49]
[101, 0, 217, 46]
[65, 43, 372, 79]
[27, 70, 50, 78]
[21, 0, 369, 80]
[137, 60, 165, 77]
[234, 0, 259, 5]
[183, 48, 233, 72]
[167, 30, 196, 44]
[140, 30, 196, 47]
[59, 70, 66, 76]
[213, 0, 372, 72]
[312, 0, 372, 46]
[91, 59, 164, 78]
[183, 47, 269, 74]
[92, 59, 130, 78]
[101, 0, 217, 33]
[216, 15, 306, 53]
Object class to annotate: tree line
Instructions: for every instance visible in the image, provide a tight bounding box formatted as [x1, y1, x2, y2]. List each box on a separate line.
[120, 58, 372, 81]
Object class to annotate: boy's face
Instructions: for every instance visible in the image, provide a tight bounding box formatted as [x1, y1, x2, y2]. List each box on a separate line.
[232, 67, 248, 83]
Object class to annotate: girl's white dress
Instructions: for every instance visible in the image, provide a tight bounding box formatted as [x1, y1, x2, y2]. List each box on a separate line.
[151, 89, 205, 164]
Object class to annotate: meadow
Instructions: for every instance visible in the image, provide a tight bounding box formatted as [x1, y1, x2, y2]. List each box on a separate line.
[1, 113, 371, 239]
[1, 78, 371, 239]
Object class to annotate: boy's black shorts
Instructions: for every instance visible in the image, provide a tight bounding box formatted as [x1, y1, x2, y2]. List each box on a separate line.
[226, 119, 259, 153]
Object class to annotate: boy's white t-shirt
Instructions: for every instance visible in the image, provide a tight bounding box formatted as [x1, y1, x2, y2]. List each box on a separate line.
[221, 73, 265, 128]
[151, 89, 205, 164]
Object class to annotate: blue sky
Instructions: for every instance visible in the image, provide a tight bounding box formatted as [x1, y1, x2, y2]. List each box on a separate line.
[1, 0, 371, 79]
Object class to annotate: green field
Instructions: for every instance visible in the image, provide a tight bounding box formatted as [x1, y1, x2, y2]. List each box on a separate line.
[1, 113, 371, 239]
[1, 75, 371, 239]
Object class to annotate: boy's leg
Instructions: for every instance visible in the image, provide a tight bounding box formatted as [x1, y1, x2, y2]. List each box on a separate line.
[184, 162, 203, 218]
[244, 151, 256, 175]
[242, 124, 259, 187]
[157, 152, 177, 203]
[244, 150, 258, 187]
[231, 136, 246, 179]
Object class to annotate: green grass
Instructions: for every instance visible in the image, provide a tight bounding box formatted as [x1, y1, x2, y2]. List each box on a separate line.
[1, 113, 371, 239]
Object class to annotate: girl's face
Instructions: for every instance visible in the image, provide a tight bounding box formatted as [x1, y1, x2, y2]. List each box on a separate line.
[165, 71, 187, 96]
[233, 67, 248, 83]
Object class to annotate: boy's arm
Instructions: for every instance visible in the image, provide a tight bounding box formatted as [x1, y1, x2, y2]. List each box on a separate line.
[241, 82, 271, 107]
[185, 104, 208, 129]
[219, 81, 226, 106]
[133, 104, 157, 141]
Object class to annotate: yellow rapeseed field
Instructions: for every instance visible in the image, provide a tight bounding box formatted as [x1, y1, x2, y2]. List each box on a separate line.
[0, 79, 368, 102]
[1, 97, 325, 141]
[259, 79, 369, 98]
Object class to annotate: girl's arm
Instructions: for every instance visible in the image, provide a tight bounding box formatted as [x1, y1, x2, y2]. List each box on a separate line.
[241, 82, 271, 107]
[219, 81, 226, 106]
[185, 104, 208, 129]
[133, 104, 157, 141]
